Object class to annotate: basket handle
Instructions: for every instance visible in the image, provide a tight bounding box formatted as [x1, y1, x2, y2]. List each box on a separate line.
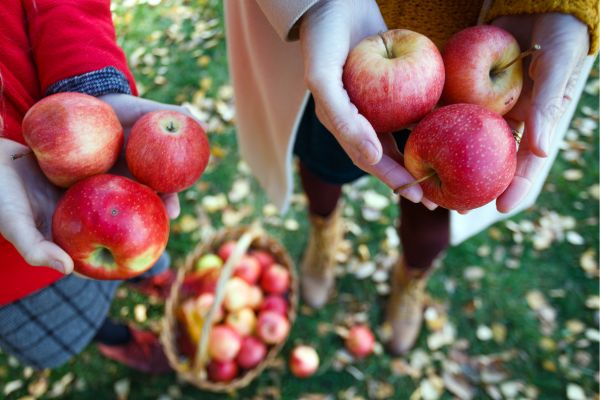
[193, 222, 263, 374]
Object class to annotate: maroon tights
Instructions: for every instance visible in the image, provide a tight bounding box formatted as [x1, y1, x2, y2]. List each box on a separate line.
[300, 162, 449, 270]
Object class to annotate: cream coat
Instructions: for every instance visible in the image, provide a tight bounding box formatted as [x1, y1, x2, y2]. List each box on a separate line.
[224, 0, 594, 245]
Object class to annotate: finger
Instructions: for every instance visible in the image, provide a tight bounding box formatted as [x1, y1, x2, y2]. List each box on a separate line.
[421, 197, 438, 211]
[366, 154, 423, 203]
[160, 193, 181, 219]
[3, 220, 73, 274]
[312, 84, 382, 166]
[496, 141, 546, 213]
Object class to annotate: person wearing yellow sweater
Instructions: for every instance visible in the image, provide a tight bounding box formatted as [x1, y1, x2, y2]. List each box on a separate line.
[225, 0, 598, 354]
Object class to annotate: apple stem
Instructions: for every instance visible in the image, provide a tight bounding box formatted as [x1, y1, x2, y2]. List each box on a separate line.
[378, 32, 392, 59]
[493, 44, 541, 75]
[393, 171, 436, 194]
[512, 129, 522, 144]
[11, 151, 33, 161]
[167, 121, 175, 132]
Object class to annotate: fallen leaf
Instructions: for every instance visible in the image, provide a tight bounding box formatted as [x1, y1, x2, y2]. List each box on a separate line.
[134, 304, 147, 323]
[464, 266, 485, 281]
[566, 231, 585, 245]
[442, 369, 474, 400]
[114, 379, 130, 400]
[3, 380, 23, 396]
[567, 383, 587, 400]
[476, 325, 493, 341]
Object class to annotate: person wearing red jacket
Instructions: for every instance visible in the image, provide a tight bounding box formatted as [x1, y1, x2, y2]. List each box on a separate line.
[0, 0, 187, 373]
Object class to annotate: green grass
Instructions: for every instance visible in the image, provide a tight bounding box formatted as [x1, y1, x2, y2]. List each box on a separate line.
[1, 1, 598, 399]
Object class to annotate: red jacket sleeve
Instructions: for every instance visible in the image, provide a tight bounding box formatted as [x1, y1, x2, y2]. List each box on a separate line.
[23, 0, 138, 95]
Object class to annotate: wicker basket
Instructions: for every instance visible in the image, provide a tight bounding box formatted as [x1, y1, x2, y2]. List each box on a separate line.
[161, 224, 298, 392]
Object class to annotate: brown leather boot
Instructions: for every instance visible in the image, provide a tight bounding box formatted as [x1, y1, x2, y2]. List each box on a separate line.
[300, 203, 344, 308]
[385, 257, 429, 355]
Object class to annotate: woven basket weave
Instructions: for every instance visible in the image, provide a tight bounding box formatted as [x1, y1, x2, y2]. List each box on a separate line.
[161, 225, 298, 392]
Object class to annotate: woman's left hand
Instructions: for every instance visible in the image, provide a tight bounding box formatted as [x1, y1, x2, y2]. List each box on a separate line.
[99, 94, 205, 219]
[492, 13, 589, 213]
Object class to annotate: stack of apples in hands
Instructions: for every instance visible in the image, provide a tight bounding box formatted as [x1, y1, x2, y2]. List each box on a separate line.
[343, 25, 529, 211]
[176, 243, 293, 383]
[21, 92, 210, 279]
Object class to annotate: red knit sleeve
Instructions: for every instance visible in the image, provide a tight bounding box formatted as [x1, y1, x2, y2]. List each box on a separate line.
[23, 0, 138, 95]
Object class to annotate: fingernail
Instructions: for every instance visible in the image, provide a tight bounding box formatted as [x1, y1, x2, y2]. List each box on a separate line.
[359, 140, 380, 164]
[537, 133, 549, 156]
[402, 188, 421, 204]
[51, 261, 65, 274]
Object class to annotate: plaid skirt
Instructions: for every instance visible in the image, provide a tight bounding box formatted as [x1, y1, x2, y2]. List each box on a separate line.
[0, 252, 169, 369]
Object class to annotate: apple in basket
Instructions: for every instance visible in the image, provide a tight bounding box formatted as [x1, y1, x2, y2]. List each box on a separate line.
[236, 336, 268, 370]
[207, 360, 238, 383]
[233, 255, 262, 284]
[208, 325, 242, 362]
[260, 295, 288, 316]
[257, 310, 290, 345]
[260, 264, 291, 295]
[226, 307, 257, 337]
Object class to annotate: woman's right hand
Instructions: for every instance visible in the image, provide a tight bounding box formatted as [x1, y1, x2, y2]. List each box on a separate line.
[299, 0, 435, 208]
[0, 138, 73, 274]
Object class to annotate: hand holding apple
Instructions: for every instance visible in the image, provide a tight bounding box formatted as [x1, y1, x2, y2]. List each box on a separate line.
[0, 138, 73, 274]
[491, 14, 590, 212]
[299, 4, 433, 205]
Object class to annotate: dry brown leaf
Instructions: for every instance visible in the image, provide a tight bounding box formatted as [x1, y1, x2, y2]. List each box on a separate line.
[114, 379, 130, 400]
[442, 369, 474, 400]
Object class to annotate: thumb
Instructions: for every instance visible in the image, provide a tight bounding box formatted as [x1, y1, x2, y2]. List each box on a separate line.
[311, 77, 383, 166]
[3, 221, 73, 274]
[160, 193, 181, 219]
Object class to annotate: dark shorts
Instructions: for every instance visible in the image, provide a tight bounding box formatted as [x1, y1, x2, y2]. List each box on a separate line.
[294, 96, 410, 184]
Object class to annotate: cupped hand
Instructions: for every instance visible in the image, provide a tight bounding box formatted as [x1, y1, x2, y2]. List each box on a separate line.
[99, 93, 207, 219]
[299, 0, 434, 207]
[0, 138, 73, 274]
[493, 13, 589, 212]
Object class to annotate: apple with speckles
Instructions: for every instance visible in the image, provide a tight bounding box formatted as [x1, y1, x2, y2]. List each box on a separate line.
[126, 110, 209, 193]
[22, 93, 123, 188]
[52, 174, 170, 279]
[442, 25, 523, 115]
[343, 29, 445, 133]
[404, 104, 516, 211]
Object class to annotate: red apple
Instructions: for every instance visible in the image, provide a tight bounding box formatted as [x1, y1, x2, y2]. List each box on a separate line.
[196, 292, 224, 323]
[182, 267, 221, 296]
[226, 307, 257, 336]
[257, 311, 290, 345]
[260, 296, 288, 316]
[22, 93, 123, 187]
[125, 110, 209, 193]
[52, 174, 169, 280]
[404, 104, 517, 211]
[442, 25, 523, 115]
[345, 325, 375, 358]
[195, 253, 223, 271]
[236, 336, 267, 370]
[289, 345, 319, 378]
[223, 277, 251, 312]
[233, 255, 261, 284]
[260, 264, 290, 295]
[208, 325, 242, 362]
[217, 240, 236, 261]
[207, 360, 238, 382]
[343, 29, 444, 133]
[251, 250, 275, 272]
[247, 286, 264, 310]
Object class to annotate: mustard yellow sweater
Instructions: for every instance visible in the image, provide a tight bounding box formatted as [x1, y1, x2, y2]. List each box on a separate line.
[377, 0, 599, 53]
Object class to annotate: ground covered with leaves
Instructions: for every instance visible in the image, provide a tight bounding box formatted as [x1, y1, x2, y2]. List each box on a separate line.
[1, 1, 598, 399]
